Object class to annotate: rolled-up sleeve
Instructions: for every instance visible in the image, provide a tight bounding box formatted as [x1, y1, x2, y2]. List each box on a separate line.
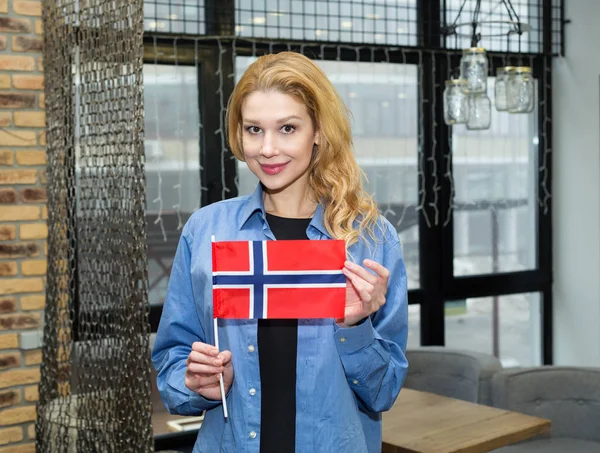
[335, 232, 409, 413]
[151, 227, 222, 415]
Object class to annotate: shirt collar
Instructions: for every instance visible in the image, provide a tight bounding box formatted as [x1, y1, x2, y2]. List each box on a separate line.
[309, 203, 330, 238]
[238, 183, 331, 239]
[238, 183, 266, 229]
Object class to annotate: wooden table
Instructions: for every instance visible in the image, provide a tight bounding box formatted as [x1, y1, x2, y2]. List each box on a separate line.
[382, 389, 551, 453]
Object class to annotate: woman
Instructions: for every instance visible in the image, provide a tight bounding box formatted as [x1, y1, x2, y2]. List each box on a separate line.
[152, 52, 408, 453]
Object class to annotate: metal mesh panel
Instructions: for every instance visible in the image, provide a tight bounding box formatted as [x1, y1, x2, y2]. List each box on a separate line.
[144, 1, 563, 55]
[37, 0, 153, 452]
[551, 0, 563, 56]
[145, 0, 206, 34]
[144, 0, 419, 45]
[235, 0, 418, 46]
[442, 0, 560, 54]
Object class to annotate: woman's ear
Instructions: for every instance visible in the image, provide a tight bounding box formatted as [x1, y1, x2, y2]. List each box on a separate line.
[314, 130, 320, 147]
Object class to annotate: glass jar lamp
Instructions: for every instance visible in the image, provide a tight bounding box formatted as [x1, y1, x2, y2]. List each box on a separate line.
[466, 93, 491, 130]
[443, 79, 469, 125]
[460, 47, 488, 94]
[494, 66, 515, 112]
[506, 66, 535, 113]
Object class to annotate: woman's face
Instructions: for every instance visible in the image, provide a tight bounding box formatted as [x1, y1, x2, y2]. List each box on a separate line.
[241, 90, 319, 195]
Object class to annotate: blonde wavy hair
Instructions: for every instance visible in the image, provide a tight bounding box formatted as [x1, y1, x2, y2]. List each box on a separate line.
[226, 51, 380, 247]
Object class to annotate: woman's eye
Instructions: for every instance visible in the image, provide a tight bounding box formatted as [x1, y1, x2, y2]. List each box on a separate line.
[281, 124, 295, 134]
[246, 126, 261, 134]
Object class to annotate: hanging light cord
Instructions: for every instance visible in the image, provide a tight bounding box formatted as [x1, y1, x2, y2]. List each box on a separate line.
[501, 0, 522, 26]
[449, 0, 524, 50]
[451, 0, 470, 29]
[470, 0, 482, 47]
[501, 0, 523, 54]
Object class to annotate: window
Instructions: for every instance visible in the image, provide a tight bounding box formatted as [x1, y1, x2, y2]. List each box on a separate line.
[143, 64, 202, 308]
[407, 305, 421, 349]
[452, 77, 537, 276]
[445, 293, 542, 367]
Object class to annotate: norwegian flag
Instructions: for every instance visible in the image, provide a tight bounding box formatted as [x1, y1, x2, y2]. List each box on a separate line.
[212, 240, 347, 319]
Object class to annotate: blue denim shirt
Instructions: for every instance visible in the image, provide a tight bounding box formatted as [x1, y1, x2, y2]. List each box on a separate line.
[152, 183, 409, 453]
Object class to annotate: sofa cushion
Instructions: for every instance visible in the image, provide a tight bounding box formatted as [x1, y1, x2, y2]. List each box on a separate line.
[405, 347, 502, 404]
[492, 367, 600, 441]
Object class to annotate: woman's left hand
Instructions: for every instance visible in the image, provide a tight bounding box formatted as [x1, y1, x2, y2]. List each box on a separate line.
[337, 259, 390, 328]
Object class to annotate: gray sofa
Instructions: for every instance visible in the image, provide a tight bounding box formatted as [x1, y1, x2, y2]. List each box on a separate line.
[404, 346, 503, 405]
[491, 367, 600, 452]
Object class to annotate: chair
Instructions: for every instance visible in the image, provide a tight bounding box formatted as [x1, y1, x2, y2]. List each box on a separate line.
[491, 367, 600, 452]
[404, 346, 502, 405]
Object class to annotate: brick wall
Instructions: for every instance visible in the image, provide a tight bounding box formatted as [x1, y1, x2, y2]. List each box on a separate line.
[0, 0, 46, 451]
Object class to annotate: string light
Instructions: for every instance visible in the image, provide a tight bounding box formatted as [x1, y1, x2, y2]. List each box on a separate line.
[173, 37, 184, 231]
[151, 36, 166, 242]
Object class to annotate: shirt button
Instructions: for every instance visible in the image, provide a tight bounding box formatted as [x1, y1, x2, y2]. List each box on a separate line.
[249, 388, 256, 396]
[352, 379, 359, 385]
[250, 431, 257, 439]
[248, 345, 255, 352]
[340, 337, 347, 343]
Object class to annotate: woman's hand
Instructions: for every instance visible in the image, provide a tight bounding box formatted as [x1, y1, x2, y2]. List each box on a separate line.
[185, 341, 234, 401]
[337, 259, 390, 328]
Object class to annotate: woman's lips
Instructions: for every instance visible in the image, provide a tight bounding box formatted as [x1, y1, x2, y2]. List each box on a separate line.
[260, 162, 289, 175]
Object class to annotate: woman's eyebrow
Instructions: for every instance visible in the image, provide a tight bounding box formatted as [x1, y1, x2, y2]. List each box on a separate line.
[276, 115, 303, 123]
[242, 115, 303, 124]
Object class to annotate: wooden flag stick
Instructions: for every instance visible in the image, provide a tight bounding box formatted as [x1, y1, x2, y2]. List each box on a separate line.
[213, 317, 228, 418]
[211, 235, 228, 419]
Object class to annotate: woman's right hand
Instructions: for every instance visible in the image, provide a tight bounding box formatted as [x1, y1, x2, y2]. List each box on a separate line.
[185, 341, 234, 401]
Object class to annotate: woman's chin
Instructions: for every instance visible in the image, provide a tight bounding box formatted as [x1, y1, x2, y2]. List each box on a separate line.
[259, 177, 289, 194]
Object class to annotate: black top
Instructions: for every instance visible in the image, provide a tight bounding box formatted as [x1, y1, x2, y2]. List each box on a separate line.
[258, 213, 311, 453]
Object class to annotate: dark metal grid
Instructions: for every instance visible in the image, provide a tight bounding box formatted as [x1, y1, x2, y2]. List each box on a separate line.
[143, 0, 420, 45]
[235, 0, 418, 46]
[144, 0, 206, 34]
[143, 0, 419, 46]
[442, 0, 560, 54]
[144, 1, 563, 55]
[551, 0, 564, 56]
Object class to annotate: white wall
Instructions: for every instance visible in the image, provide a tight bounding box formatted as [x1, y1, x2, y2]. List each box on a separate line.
[553, 0, 600, 365]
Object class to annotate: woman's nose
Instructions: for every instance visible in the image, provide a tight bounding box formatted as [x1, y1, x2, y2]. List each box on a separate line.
[260, 132, 279, 157]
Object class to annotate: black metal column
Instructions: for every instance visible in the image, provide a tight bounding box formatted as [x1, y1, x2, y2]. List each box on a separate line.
[201, 0, 238, 206]
[417, 0, 446, 346]
[540, 1, 554, 365]
[536, 52, 553, 365]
